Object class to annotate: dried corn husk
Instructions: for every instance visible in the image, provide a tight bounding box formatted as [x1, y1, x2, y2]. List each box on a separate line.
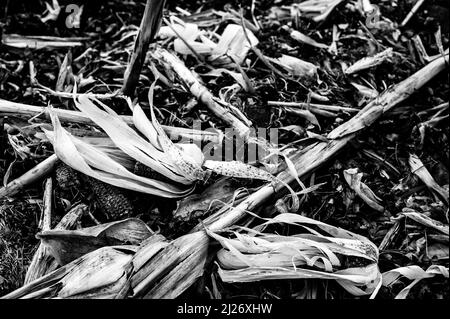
[118, 231, 209, 299]
[40, 0, 61, 23]
[399, 208, 449, 235]
[382, 265, 449, 299]
[283, 107, 321, 128]
[269, 54, 318, 78]
[7, 133, 33, 160]
[37, 218, 152, 265]
[343, 168, 384, 212]
[158, 17, 200, 40]
[171, 23, 259, 66]
[345, 48, 394, 74]
[209, 24, 258, 65]
[1, 246, 136, 299]
[408, 154, 449, 205]
[210, 213, 380, 297]
[24, 204, 87, 284]
[55, 51, 72, 92]
[297, 0, 344, 22]
[268, 0, 343, 23]
[286, 27, 329, 50]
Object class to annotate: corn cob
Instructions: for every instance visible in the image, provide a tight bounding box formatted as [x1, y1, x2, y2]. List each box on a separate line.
[133, 161, 174, 184]
[85, 177, 134, 220]
[55, 163, 81, 191]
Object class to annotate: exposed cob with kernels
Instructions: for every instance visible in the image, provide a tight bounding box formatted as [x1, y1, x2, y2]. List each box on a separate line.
[55, 162, 81, 191]
[133, 161, 174, 184]
[85, 177, 134, 220]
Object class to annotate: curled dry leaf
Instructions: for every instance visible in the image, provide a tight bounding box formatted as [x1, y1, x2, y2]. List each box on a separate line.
[203, 68, 251, 92]
[40, 0, 61, 23]
[209, 213, 380, 297]
[297, 0, 344, 22]
[283, 107, 321, 129]
[382, 265, 449, 299]
[172, 23, 258, 67]
[351, 82, 379, 100]
[286, 27, 329, 50]
[345, 48, 394, 74]
[38, 218, 153, 265]
[399, 208, 449, 235]
[409, 154, 449, 205]
[2, 246, 136, 299]
[270, 54, 318, 78]
[343, 168, 384, 212]
[158, 17, 200, 40]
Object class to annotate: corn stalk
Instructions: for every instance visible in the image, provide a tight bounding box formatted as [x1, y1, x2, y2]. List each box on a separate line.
[328, 53, 449, 139]
[0, 99, 222, 144]
[122, 0, 166, 96]
[0, 154, 59, 199]
[151, 48, 252, 139]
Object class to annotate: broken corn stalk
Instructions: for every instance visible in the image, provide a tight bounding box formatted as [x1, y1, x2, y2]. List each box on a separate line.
[0, 98, 222, 144]
[0, 154, 59, 199]
[122, 0, 166, 96]
[151, 48, 252, 139]
[328, 53, 449, 139]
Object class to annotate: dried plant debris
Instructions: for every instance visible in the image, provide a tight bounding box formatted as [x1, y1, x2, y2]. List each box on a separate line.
[37, 218, 153, 265]
[343, 168, 384, 212]
[209, 213, 381, 297]
[0, 0, 449, 300]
